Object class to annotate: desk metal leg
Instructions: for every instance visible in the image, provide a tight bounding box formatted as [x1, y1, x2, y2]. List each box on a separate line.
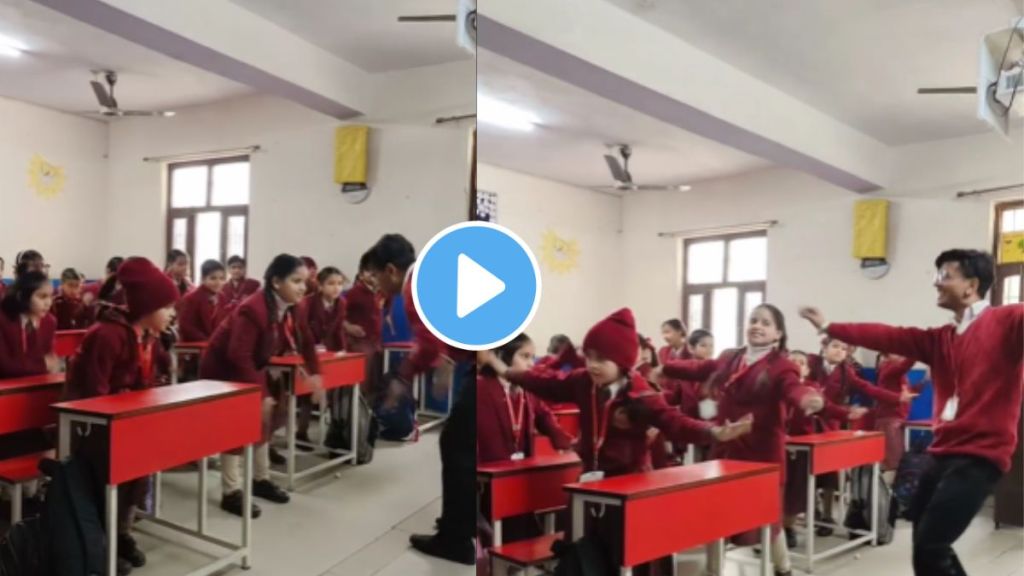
[706, 539, 724, 576]
[242, 444, 253, 569]
[760, 524, 771, 576]
[351, 386, 360, 464]
[11, 484, 22, 524]
[870, 462, 879, 546]
[571, 496, 584, 541]
[154, 471, 162, 519]
[493, 519, 503, 547]
[806, 470, 816, 573]
[58, 413, 71, 459]
[904, 426, 911, 451]
[670, 553, 679, 576]
[198, 457, 208, 535]
[170, 351, 179, 385]
[620, 567, 633, 576]
[106, 484, 118, 576]
[286, 391, 297, 492]
[684, 444, 696, 465]
[543, 513, 556, 535]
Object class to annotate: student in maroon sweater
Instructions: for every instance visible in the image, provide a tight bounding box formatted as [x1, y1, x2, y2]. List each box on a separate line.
[344, 253, 384, 403]
[657, 304, 824, 576]
[801, 248, 1024, 576]
[52, 268, 91, 330]
[201, 254, 323, 519]
[874, 353, 919, 479]
[13, 250, 48, 279]
[220, 255, 261, 312]
[0, 271, 57, 379]
[176, 260, 227, 342]
[658, 318, 690, 365]
[165, 249, 193, 296]
[63, 258, 179, 574]
[295, 266, 348, 446]
[364, 234, 476, 565]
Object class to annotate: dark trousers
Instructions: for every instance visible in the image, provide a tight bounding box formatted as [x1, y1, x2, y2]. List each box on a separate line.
[910, 455, 1002, 576]
[437, 367, 476, 543]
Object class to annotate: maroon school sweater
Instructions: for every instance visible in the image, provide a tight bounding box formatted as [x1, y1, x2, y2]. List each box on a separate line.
[476, 374, 573, 464]
[64, 309, 165, 400]
[343, 280, 382, 353]
[0, 311, 55, 378]
[176, 286, 224, 342]
[398, 270, 473, 380]
[219, 278, 260, 311]
[506, 368, 713, 476]
[52, 295, 91, 330]
[827, 304, 1024, 472]
[874, 357, 917, 420]
[300, 294, 347, 352]
[810, 356, 903, 430]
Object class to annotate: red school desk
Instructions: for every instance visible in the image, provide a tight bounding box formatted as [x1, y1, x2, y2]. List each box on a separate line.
[268, 351, 366, 490]
[170, 341, 209, 385]
[904, 419, 935, 450]
[786, 430, 885, 573]
[380, 341, 451, 432]
[53, 380, 262, 576]
[477, 453, 583, 547]
[54, 329, 87, 359]
[564, 460, 780, 576]
[0, 372, 63, 522]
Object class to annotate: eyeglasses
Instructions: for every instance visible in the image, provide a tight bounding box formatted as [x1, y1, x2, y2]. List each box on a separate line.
[933, 269, 959, 284]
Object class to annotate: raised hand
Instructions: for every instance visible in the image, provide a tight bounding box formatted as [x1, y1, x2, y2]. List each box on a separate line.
[798, 306, 827, 331]
[848, 406, 869, 420]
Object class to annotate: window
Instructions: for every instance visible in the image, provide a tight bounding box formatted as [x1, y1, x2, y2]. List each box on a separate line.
[993, 200, 1024, 305]
[166, 157, 250, 281]
[683, 231, 767, 354]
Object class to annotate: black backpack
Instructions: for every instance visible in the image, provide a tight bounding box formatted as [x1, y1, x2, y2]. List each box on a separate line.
[551, 534, 611, 576]
[843, 465, 895, 545]
[325, 388, 378, 465]
[0, 516, 47, 576]
[39, 457, 107, 576]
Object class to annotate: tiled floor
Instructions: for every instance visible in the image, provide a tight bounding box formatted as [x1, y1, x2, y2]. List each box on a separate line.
[116, 430, 473, 576]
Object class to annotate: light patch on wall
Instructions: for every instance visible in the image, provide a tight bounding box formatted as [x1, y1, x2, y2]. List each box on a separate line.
[27, 154, 66, 199]
[540, 229, 581, 274]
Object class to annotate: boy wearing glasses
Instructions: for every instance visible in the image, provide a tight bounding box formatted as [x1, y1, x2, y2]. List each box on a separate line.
[800, 249, 1023, 576]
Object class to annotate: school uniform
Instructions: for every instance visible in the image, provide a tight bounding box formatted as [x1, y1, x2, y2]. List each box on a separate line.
[343, 279, 382, 354]
[784, 379, 852, 516]
[167, 272, 193, 297]
[52, 294, 90, 330]
[0, 311, 56, 378]
[220, 277, 260, 311]
[176, 285, 224, 342]
[301, 293, 347, 353]
[825, 302, 1023, 575]
[663, 347, 816, 545]
[657, 344, 690, 365]
[874, 356, 917, 469]
[476, 374, 573, 464]
[810, 356, 903, 431]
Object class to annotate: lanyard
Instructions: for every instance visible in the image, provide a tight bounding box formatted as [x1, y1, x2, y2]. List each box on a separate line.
[282, 312, 298, 353]
[505, 387, 526, 449]
[138, 336, 154, 385]
[591, 387, 617, 471]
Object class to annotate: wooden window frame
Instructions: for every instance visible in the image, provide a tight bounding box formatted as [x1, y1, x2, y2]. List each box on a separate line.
[682, 230, 768, 347]
[166, 156, 251, 269]
[992, 200, 1024, 306]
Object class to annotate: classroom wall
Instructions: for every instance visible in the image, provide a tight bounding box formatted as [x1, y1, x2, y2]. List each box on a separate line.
[478, 163, 624, 347]
[621, 130, 1024, 354]
[0, 96, 109, 279]
[105, 93, 473, 278]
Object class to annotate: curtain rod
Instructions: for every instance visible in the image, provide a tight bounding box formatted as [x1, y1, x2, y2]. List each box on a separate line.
[143, 145, 262, 163]
[435, 113, 476, 124]
[955, 183, 1024, 199]
[657, 220, 778, 239]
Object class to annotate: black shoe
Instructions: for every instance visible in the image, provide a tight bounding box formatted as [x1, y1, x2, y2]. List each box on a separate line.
[409, 533, 475, 566]
[269, 447, 287, 465]
[116, 557, 133, 576]
[253, 479, 291, 504]
[815, 518, 835, 537]
[220, 490, 261, 518]
[295, 432, 315, 452]
[117, 534, 146, 568]
[775, 571, 793, 576]
[785, 526, 797, 549]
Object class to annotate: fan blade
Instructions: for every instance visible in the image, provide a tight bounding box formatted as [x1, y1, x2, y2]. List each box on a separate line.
[90, 80, 116, 108]
[633, 184, 693, 192]
[118, 110, 176, 117]
[604, 154, 630, 183]
[917, 86, 977, 94]
[398, 15, 456, 22]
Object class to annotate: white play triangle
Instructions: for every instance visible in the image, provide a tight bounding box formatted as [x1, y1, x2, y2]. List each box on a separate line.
[457, 253, 506, 318]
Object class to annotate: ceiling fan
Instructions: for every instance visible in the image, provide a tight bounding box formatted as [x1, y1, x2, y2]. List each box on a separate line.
[85, 70, 175, 118]
[594, 145, 692, 194]
[397, 14, 456, 22]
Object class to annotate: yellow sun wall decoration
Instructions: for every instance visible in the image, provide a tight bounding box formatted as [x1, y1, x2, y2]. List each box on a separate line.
[540, 229, 581, 274]
[27, 154, 66, 199]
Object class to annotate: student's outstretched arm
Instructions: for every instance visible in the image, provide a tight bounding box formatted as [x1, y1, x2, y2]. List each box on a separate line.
[532, 395, 574, 451]
[660, 358, 718, 382]
[481, 350, 582, 404]
[847, 366, 907, 406]
[799, 307, 939, 365]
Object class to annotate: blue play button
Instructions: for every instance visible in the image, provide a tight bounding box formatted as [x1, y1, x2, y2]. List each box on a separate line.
[412, 222, 542, 350]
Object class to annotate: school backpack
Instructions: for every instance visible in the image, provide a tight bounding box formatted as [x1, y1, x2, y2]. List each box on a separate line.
[551, 534, 611, 576]
[324, 388, 378, 465]
[843, 465, 894, 545]
[39, 456, 107, 576]
[374, 377, 418, 442]
[0, 516, 47, 576]
[892, 444, 932, 519]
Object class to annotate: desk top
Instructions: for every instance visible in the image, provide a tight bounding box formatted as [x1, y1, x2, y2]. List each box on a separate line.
[549, 403, 580, 415]
[0, 372, 65, 397]
[564, 459, 778, 501]
[174, 341, 209, 350]
[51, 380, 258, 420]
[269, 351, 366, 366]
[787, 430, 884, 446]
[477, 453, 582, 479]
[382, 342, 414, 350]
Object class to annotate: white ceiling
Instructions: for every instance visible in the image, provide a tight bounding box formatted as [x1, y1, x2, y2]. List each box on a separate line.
[478, 50, 770, 191]
[0, 0, 250, 118]
[603, 0, 1023, 145]
[230, 0, 475, 73]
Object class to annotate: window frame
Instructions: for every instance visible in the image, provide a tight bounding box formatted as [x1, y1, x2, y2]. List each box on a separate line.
[992, 199, 1024, 306]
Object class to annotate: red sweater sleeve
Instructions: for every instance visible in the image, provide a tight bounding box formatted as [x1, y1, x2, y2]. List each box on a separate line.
[226, 312, 264, 385]
[643, 392, 714, 445]
[531, 394, 574, 450]
[296, 309, 321, 376]
[827, 323, 939, 366]
[75, 328, 124, 398]
[662, 358, 718, 382]
[506, 367, 584, 404]
[847, 367, 903, 405]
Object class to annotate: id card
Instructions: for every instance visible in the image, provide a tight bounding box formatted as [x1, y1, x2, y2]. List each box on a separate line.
[510, 452, 525, 461]
[698, 399, 719, 420]
[578, 471, 605, 483]
[941, 396, 959, 422]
